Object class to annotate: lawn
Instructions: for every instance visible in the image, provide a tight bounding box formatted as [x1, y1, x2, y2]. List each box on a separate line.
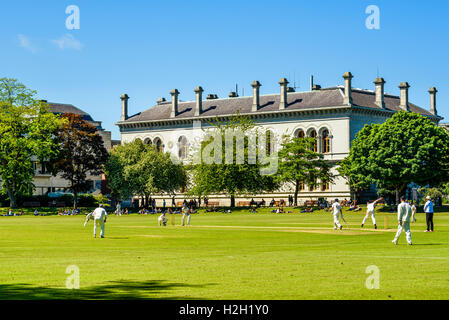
[0, 208, 448, 300]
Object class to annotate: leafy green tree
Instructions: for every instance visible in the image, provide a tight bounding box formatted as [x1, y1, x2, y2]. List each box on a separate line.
[339, 111, 449, 203]
[0, 78, 63, 208]
[277, 136, 334, 206]
[104, 139, 187, 207]
[188, 114, 279, 207]
[52, 113, 109, 209]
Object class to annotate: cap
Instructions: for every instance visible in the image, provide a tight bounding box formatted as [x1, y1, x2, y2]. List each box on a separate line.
[426, 196, 431, 200]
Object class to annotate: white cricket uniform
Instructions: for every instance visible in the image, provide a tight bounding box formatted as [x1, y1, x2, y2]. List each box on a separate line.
[93, 207, 108, 238]
[393, 202, 412, 244]
[362, 203, 377, 225]
[158, 214, 167, 226]
[181, 207, 191, 226]
[332, 202, 343, 229]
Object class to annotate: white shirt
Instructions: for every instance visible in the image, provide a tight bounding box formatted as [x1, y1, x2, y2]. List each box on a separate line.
[332, 202, 342, 215]
[93, 207, 107, 220]
[397, 202, 412, 222]
[367, 203, 375, 212]
[158, 214, 166, 221]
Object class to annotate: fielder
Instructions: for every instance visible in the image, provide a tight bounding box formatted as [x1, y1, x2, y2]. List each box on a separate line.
[392, 197, 414, 245]
[332, 199, 343, 230]
[361, 197, 383, 229]
[93, 204, 108, 238]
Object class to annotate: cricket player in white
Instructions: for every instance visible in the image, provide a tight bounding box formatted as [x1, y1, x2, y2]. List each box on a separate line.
[93, 204, 108, 238]
[361, 197, 383, 229]
[181, 205, 191, 226]
[392, 197, 414, 245]
[332, 199, 343, 230]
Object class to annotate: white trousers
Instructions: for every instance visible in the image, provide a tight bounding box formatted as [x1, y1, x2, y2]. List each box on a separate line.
[362, 210, 376, 225]
[94, 218, 105, 237]
[333, 213, 342, 228]
[181, 214, 191, 226]
[393, 221, 412, 244]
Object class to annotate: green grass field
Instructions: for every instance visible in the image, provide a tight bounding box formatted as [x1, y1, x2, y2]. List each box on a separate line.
[1, 208, 448, 300]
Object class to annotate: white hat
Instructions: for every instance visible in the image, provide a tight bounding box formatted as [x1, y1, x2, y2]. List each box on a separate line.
[426, 196, 431, 200]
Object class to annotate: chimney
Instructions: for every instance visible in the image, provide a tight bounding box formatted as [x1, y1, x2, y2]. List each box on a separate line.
[229, 91, 238, 98]
[287, 87, 296, 93]
[157, 97, 166, 104]
[251, 80, 261, 112]
[120, 93, 129, 121]
[343, 72, 353, 105]
[399, 82, 410, 112]
[194, 86, 203, 116]
[279, 78, 289, 110]
[170, 89, 179, 118]
[207, 94, 218, 100]
[429, 87, 438, 115]
[312, 84, 321, 91]
[374, 78, 386, 109]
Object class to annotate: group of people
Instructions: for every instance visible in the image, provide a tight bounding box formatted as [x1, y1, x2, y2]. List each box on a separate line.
[57, 208, 80, 216]
[330, 195, 436, 245]
[157, 205, 196, 227]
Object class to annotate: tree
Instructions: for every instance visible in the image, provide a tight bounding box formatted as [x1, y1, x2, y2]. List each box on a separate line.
[188, 114, 279, 207]
[339, 111, 449, 203]
[277, 136, 334, 206]
[104, 139, 187, 207]
[0, 78, 63, 208]
[52, 113, 109, 209]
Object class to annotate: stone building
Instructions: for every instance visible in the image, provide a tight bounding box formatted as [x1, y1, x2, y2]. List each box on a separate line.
[31, 102, 117, 196]
[116, 72, 442, 206]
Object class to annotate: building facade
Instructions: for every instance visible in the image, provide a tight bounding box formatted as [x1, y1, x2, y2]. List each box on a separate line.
[32, 102, 117, 196]
[116, 72, 442, 206]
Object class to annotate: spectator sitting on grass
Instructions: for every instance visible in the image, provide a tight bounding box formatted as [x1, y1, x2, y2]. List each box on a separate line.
[34, 209, 39, 216]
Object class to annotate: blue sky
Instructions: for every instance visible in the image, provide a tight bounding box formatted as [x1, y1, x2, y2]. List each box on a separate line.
[1, 0, 448, 139]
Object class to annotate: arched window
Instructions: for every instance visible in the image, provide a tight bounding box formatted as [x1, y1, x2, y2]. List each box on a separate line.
[308, 129, 318, 152]
[153, 137, 163, 152]
[321, 181, 330, 191]
[294, 129, 305, 138]
[266, 130, 275, 155]
[178, 136, 188, 160]
[143, 137, 152, 145]
[321, 129, 331, 154]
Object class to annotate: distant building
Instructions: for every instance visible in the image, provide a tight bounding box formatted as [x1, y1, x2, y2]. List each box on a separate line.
[31, 102, 119, 196]
[116, 72, 442, 206]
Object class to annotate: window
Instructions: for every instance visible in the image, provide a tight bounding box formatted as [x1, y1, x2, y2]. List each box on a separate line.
[266, 130, 275, 155]
[294, 129, 305, 138]
[298, 182, 305, 191]
[321, 181, 330, 191]
[154, 138, 163, 152]
[178, 136, 188, 160]
[321, 129, 331, 154]
[143, 137, 152, 145]
[308, 129, 318, 152]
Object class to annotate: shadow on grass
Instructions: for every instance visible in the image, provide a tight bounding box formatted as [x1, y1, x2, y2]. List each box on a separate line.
[0, 280, 211, 300]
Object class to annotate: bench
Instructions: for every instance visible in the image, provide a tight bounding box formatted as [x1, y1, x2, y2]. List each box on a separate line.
[237, 201, 251, 207]
[48, 201, 65, 207]
[176, 201, 184, 207]
[23, 201, 40, 207]
[207, 201, 220, 207]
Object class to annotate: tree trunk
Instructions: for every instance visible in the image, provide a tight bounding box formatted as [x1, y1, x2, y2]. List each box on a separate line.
[230, 194, 235, 208]
[395, 189, 399, 205]
[7, 188, 17, 209]
[73, 191, 78, 209]
[294, 180, 299, 206]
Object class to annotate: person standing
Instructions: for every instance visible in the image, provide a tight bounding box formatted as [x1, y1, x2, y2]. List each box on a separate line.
[424, 196, 434, 232]
[181, 205, 191, 226]
[392, 197, 413, 245]
[93, 204, 108, 238]
[361, 197, 383, 229]
[332, 199, 343, 230]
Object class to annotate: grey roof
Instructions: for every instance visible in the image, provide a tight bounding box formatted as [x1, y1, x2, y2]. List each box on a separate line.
[48, 102, 94, 122]
[122, 87, 436, 123]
